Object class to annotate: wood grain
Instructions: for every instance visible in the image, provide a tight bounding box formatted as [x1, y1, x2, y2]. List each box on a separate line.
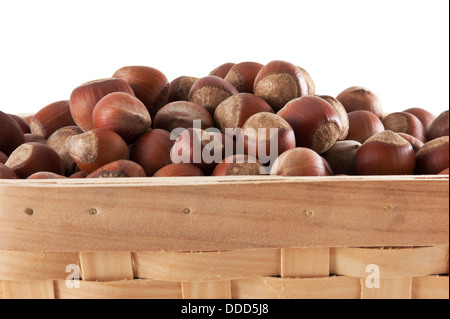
[0, 175, 448, 251]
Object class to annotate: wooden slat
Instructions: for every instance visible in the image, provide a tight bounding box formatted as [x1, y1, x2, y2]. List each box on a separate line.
[330, 246, 449, 278]
[182, 281, 232, 299]
[79, 252, 134, 281]
[361, 277, 412, 299]
[53, 279, 182, 299]
[0, 250, 79, 281]
[281, 247, 329, 278]
[0, 176, 447, 252]
[231, 276, 361, 299]
[3, 280, 55, 299]
[133, 249, 280, 281]
[412, 276, 449, 299]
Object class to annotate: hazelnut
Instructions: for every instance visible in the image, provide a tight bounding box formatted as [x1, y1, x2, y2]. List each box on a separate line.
[209, 62, 235, 78]
[5, 142, 65, 178]
[277, 96, 342, 154]
[7, 113, 30, 134]
[211, 154, 264, 176]
[241, 112, 296, 167]
[346, 110, 385, 143]
[0, 163, 19, 179]
[170, 128, 230, 174]
[130, 129, 174, 176]
[396, 133, 424, 153]
[336, 86, 383, 119]
[415, 136, 449, 175]
[403, 107, 436, 131]
[27, 172, 68, 179]
[253, 60, 311, 112]
[86, 159, 146, 178]
[354, 130, 416, 175]
[322, 140, 361, 175]
[438, 167, 449, 175]
[24, 134, 47, 144]
[46, 126, 84, 176]
[224, 61, 264, 93]
[112, 65, 169, 118]
[153, 163, 204, 177]
[316, 95, 349, 140]
[214, 93, 274, 135]
[382, 112, 426, 142]
[426, 110, 449, 141]
[188, 75, 239, 115]
[69, 78, 135, 132]
[167, 76, 199, 102]
[0, 111, 25, 156]
[29, 100, 76, 138]
[92, 92, 152, 144]
[153, 101, 214, 134]
[0, 151, 7, 164]
[67, 128, 129, 174]
[270, 147, 332, 176]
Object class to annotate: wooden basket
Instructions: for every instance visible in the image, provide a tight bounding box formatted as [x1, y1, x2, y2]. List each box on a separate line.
[0, 175, 448, 299]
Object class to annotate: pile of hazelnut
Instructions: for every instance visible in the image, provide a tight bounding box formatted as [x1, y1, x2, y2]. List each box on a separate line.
[0, 60, 449, 179]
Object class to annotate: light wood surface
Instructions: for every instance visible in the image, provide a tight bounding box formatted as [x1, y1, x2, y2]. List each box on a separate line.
[0, 175, 448, 252]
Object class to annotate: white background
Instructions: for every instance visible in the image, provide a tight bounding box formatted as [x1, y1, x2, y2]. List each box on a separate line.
[0, 0, 448, 116]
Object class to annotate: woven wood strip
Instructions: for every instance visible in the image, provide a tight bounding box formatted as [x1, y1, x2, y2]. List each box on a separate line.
[0, 250, 79, 281]
[53, 278, 182, 299]
[330, 246, 449, 278]
[79, 252, 134, 282]
[3, 280, 55, 299]
[182, 280, 232, 299]
[281, 247, 329, 278]
[230, 276, 361, 299]
[361, 277, 412, 299]
[133, 249, 280, 282]
[412, 275, 449, 299]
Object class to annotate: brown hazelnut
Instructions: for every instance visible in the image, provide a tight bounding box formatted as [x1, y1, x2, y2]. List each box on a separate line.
[415, 136, 449, 175]
[170, 128, 231, 174]
[7, 113, 30, 134]
[322, 140, 361, 175]
[112, 65, 169, 118]
[382, 112, 426, 142]
[211, 154, 264, 176]
[209, 62, 235, 78]
[92, 92, 152, 144]
[214, 93, 274, 135]
[0, 151, 7, 164]
[153, 101, 214, 134]
[241, 112, 296, 167]
[130, 129, 174, 176]
[346, 110, 385, 143]
[46, 126, 84, 176]
[27, 171, 68, 179]
[336, 86, 383, 119]
[86, 159, 146, 178]
[354, 130, 416, 175]
[0, 163, 19, 179]
[270, 147, 332, 176]
[24, 134, 47, 144]
[277, 96, 342, 154]
[0, 111, 26, 156]
[253, 60, 311, 112]
[426, 110, 449, 141]
[438, 167, 449, 175]
[67, 128, 129, 174]
[69, 170, 88, 178]
[5, 142, 65, 178]
[403, 107, 436, 131]
[69, 78, 135, 132]
[153, 163, 204, 177]
[29, 100, 76, 138]
[167, 76, 199, 102]
[396, 133, 424, 153]
[224, 61, 264, 93]
[316, 95, 349, 141]
[188, 75, 239, 115]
